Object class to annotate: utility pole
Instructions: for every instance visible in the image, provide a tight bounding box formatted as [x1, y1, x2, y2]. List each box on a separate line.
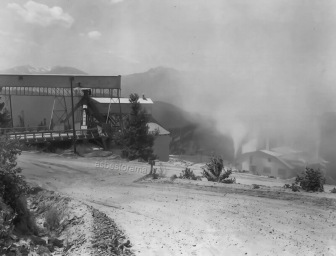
[70, 77, 76, 154]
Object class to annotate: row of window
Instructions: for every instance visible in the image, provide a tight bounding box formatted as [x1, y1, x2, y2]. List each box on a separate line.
[250, 165, 287, 177]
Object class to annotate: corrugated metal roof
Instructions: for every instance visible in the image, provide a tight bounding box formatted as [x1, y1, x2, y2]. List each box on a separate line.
[147, 122, 170, 135]
[240, 150, 294, 170]
[271, 147, 301, 155]
[259, 150, 283, 157]
[259, 150, 294, 169]
[92, 97, 153, 104]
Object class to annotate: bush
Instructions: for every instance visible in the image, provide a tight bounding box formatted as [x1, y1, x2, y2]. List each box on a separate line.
[179, 168, 197, 180]
[150, 168, 159, 179]
[13, 196, 38, 235]
[45, 207, 62, 232]
[295, 167, 325, 192]
[0, 198, 15, 239]
[202, 156, 235, 183]
[221, 178, 236, 184]
[0, 136, 33, 235]
[283, 183, 300, 192]
[291, 183, 300, 192]
[170, 174, 178, 181]
[0, 138, 27, 205]
[252, 184, 260, 189]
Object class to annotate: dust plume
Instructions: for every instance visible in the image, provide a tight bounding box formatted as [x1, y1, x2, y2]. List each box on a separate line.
[174, 0, 336, 159]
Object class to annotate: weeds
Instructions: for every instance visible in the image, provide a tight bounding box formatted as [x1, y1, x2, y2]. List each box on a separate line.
[291, 184, 300, 192]
[283, 183, 300, 192]
[150, 169, 159, 179]
[157, 164, 167, 178]
[179, 168, 197, 180]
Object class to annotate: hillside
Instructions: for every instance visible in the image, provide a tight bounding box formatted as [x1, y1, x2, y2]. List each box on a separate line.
[121, 67, 185, 107]
[152, 101, 233, 160]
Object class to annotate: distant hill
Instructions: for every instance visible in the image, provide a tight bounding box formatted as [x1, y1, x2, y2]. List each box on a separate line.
[122, 67, 185, 107]
[1, 65, 87, 75]
[151, 101, 194, 129]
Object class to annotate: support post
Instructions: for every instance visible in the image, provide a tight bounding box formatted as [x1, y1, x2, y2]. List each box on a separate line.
[118, 91, 123, 133]
[70, 77, 76, 154]
[49, 97, 56, 130]
[9, 95, 13, 128]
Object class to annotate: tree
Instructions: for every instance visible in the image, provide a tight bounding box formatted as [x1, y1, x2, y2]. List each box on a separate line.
[120, 94, 156, 161]
[295, 167, 325, 192]
[202, 156, 236, 183]
[0, 137, 27, 206]
[0, 104, 29, 230]
[0, 103, 11, 129]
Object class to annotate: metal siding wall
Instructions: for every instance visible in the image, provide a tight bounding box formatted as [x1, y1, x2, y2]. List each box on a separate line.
[153, 136, 171, 162]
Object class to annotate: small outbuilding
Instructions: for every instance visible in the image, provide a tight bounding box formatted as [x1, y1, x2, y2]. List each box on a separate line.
[237, 147, 327, 179]
[147, 122, 171, 161]
[91, 97, 171, 161]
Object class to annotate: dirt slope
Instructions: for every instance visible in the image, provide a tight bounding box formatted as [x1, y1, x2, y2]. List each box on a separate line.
[18, 152, 336, 256]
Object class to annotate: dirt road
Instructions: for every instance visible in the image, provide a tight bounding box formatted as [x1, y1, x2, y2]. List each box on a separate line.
[18, 152, 336, 256]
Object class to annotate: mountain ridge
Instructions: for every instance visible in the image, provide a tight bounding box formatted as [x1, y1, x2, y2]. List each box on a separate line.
[1, 65, 87, 75]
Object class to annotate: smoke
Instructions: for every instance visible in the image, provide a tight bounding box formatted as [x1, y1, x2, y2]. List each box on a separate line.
[168, 1, 336, 158]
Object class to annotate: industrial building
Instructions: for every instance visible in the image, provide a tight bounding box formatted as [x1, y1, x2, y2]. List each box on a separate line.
[0, 74, 171, 161]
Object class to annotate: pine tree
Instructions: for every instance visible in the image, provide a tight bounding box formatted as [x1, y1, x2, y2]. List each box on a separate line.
[0, 103, 11, 129]
[121, 93, 156, 161]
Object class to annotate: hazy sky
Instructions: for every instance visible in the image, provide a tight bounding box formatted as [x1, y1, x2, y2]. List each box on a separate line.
[2, 0, 336, 151]
[1, 0, 336, 77]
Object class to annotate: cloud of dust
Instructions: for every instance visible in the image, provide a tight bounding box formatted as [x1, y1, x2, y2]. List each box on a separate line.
[175, 1, 336, 158]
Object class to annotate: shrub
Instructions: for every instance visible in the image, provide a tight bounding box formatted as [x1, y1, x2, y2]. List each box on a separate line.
[150, 168, 159, 179]
[0, 136, 33, 235]
[45, 207, 62, 232]
[170, 174, 178, 181]
[179, 168, 197, 180]
[284, 183, 300, 192]
[283, 184, 291, 189]
[202, 156, 234, 183]
[12, 196, 38, 235]
[252, 184, 260, 189]
[0, 138, 27, 205]
[0, 198, 15, 239]
[291, 183, 300, 192]
[221, 177, 236, 184]
[295, 167, 325, 192]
